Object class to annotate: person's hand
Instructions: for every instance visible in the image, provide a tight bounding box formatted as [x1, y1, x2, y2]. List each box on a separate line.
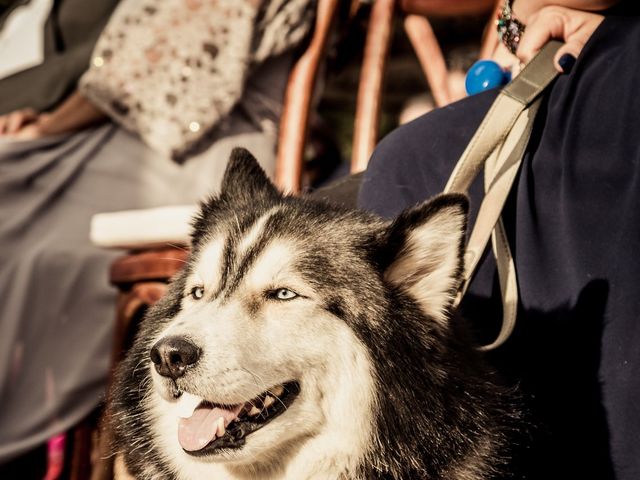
[0, 92, 107, 140]
[0, 110, 53, 140]
[516, 6, 605, 73]
[11, 117, 51, 140]
[491, 42, 520, 73]
[0, 108, 39, 136]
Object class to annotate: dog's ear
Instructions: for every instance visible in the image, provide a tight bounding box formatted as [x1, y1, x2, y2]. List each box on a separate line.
[383, 193, 468, 324]
[220, 147, 281, 202]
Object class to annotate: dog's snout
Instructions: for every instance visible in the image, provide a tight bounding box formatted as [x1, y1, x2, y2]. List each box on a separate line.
[150, 336, 200, 380]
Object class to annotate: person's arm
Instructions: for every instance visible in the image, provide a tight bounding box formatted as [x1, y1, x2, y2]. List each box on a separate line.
[0, 90, 107, 139]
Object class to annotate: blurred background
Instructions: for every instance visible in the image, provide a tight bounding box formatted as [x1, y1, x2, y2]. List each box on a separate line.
[0, 1, 497, 478]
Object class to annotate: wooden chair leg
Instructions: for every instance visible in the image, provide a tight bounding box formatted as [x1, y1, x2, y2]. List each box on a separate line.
[275, 0, 340, 194]
[91, 282, 169, 480]
[404, 14, 451, 107]
[351, 0, 395, 174]
[113, 454, 135, 480]
[68, 417, 95, 480]
[90, 416, 114, 480]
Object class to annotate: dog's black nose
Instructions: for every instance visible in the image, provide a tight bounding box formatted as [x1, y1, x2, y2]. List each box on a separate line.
[150, 336, 200, 380]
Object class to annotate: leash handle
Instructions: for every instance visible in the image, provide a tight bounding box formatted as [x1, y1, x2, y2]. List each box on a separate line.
[445, 41, 562, 350]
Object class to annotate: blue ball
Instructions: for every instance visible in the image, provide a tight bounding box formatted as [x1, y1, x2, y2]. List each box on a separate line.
[465, 60, 509, 96]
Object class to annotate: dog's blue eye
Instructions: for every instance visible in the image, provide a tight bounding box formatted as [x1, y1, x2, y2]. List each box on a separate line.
[190, 286, 205, 300]
[272, 288, 298, 301]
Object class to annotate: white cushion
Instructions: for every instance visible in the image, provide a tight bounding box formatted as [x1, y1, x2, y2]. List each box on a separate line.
[90, 205, 198, 250]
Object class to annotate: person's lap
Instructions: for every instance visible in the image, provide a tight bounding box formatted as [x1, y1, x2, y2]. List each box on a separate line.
[357, 17, 640, 479]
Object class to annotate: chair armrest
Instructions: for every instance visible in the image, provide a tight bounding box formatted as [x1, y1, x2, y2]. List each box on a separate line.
[90, 205, 197, 250]
[110, 247, 189, 288]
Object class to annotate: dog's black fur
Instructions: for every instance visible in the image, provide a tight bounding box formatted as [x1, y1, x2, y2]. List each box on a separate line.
[110, 148, 519, 479]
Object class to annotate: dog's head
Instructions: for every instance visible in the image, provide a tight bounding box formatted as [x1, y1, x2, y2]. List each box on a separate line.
[117, 148, 468, 477]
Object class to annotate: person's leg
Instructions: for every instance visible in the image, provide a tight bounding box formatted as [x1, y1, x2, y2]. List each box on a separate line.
[358, 90, 497, 219]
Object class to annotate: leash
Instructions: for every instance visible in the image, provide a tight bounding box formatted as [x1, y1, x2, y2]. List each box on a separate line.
[444, 41, 562, 350]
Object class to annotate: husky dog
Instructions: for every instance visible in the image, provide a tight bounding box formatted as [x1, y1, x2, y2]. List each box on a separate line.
[111, 148, 517, 479]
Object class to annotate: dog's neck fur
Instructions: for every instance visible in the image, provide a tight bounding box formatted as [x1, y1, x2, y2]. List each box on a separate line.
[353, 300, 511, 480]
[278, 332, 376, 480]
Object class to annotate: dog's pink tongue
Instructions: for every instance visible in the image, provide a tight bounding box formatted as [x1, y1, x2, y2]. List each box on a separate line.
[178, 404, 243, 452]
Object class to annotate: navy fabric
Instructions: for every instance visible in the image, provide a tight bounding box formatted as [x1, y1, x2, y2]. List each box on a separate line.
[359, 16, 640, 480]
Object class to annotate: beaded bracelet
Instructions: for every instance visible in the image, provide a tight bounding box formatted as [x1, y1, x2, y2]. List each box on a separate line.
[496, 0, 526, 55]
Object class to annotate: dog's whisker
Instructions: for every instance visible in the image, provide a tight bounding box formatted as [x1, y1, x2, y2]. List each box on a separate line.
[265, 389, 288, 411]
[241, 367, 269, 392]
[158, 257, 188, 264]
[166, 242, 190, 253]
[132, 357, 149, 376]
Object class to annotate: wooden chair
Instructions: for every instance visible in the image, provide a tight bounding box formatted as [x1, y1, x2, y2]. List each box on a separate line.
[351, 0, 498, 171]
[83, 1, 501, 478]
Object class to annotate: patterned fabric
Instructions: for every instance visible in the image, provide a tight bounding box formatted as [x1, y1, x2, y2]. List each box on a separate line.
[79, 0, 313, 160]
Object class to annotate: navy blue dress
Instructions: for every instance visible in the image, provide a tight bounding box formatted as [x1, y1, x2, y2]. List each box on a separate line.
[359, 16, 640, 480]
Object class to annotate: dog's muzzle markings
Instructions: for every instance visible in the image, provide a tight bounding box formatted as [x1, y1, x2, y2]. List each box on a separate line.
[150, 335, 300, 455]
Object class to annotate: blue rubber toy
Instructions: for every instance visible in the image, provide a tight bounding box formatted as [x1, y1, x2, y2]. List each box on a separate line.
[465, 60, 511, 96]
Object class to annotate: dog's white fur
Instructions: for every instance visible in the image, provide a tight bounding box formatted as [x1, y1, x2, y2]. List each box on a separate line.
[385, 209, 465, 325]
[146, 216, 377, 479]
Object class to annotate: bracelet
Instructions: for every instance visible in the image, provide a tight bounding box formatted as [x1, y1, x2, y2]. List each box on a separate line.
[496, 0, 525, 55]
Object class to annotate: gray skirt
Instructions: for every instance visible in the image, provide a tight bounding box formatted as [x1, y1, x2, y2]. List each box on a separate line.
[0, 121, 277, 461]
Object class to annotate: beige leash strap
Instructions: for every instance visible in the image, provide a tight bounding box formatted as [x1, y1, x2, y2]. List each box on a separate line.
[444, 41, 561, 350]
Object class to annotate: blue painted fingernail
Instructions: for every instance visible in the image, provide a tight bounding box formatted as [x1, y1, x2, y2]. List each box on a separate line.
[558, 54, 576, 74]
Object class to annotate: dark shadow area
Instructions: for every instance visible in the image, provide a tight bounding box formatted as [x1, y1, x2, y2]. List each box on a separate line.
[464, 279, 614, 480]
[0, 443, 46, 479]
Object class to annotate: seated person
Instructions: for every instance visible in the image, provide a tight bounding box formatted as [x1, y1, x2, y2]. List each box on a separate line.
[359, 1, 639, 479]
[0, 0, 312, 464]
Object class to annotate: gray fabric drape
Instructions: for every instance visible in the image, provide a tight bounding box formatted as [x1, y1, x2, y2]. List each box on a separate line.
[0, 51, 291, 462]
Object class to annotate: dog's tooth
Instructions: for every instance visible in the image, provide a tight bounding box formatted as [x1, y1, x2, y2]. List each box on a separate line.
[216, 416, 225, 437]
[263, 395, 275, 408]
[176, 392, 203, 419]
[249, 405, 261, 416]
[271, 385, 284, 397]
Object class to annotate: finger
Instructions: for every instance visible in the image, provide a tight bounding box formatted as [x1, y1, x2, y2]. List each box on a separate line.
[551, 20, 600, 73]
[14, 124, 41, 140]
[517, 6, 604, 73]
[516, 7, 568, 66]
[6, 113, 24, 134]
[0, 111, 22, 135]
[553, 45, 581, 74]
[492, 42, 517, 70]
[6, 109, 37, 134]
